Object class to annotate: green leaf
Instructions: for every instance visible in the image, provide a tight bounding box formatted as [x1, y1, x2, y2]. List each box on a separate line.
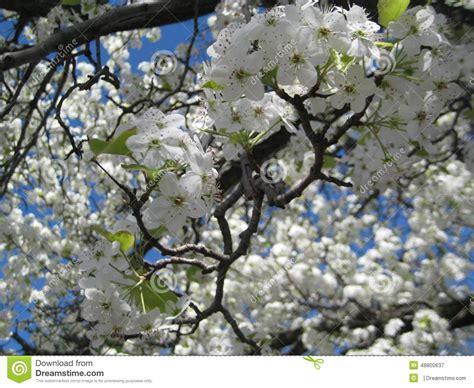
[186, 266, 200, 282]
[126, 278, 178, 313]
[89, 128, 137, 156]
[261, 67, 278, 85]
[323, 156, 337, 169]
[378, 0, 410, 28]
[129, 253, 145, 273]
[375, 41, 395, 49]
[122, 161, 182, 181]
[61, 244, 73, 258]
[62, 0, 81, 5]
[330, 49, 354, 71]
[121, 163, 161, 179]
[295, 160, 304, 173]
[113, 230, 135, 251]
[202, 80, 225, 91]
[91, 226, 135, 252]
[88, 139, 109, 155]
[464, 109, 474, 121]
[161, 77, 173, 92]
[91, 225, 114, 240]
[121, 163, 153, 173]
[149, 225, 167, 238]
[416, 148, 429, 158]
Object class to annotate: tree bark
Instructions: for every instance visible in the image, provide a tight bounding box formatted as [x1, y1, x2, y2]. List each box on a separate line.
[0, 0, 60, 17]
[0, 0, 219, 71]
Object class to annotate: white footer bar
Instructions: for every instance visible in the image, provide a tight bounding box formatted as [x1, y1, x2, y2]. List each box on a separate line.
[1, 356, 472, 387]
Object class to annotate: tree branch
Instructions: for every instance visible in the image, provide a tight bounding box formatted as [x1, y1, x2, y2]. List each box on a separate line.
[0, 0, 219, 71]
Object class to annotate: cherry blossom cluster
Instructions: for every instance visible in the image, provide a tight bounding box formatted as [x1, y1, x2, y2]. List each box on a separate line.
[196, 90, 297, 159]
[77, 109, 219, 347]
[118, 108, 218, 234]
[202, 0, 473, 193]
[78, 238, 188, 349]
